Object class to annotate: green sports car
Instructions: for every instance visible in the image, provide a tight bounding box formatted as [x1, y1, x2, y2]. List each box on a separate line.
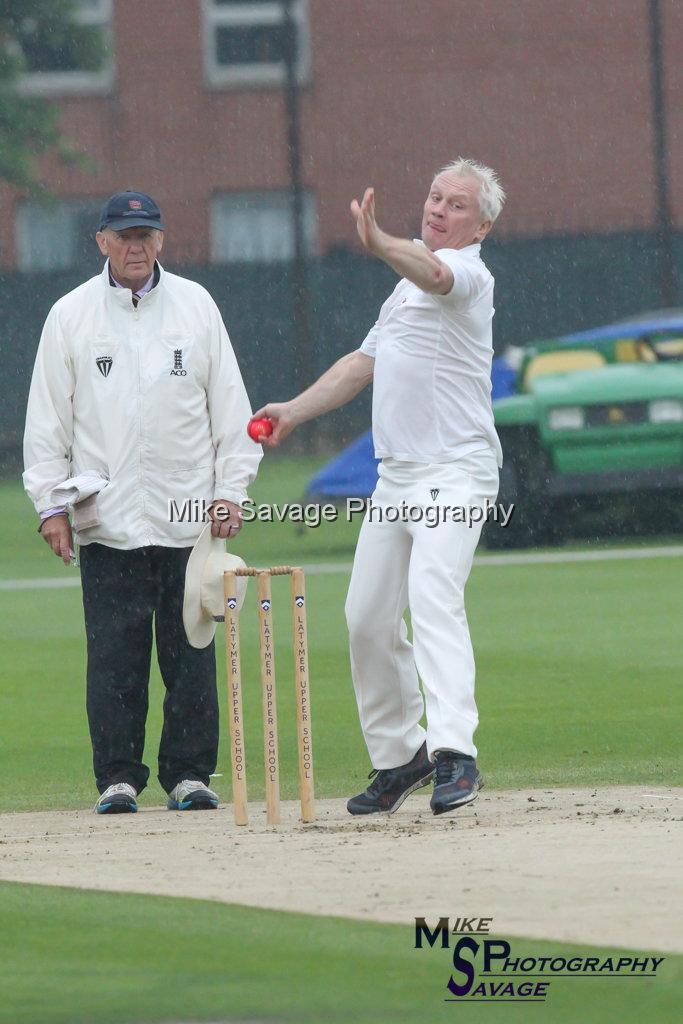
[489, 311, 683, 548]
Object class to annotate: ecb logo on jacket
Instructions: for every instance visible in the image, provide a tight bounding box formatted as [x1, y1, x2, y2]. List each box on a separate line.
[96, 356, 113, 378]
[170, 349, 187, 376]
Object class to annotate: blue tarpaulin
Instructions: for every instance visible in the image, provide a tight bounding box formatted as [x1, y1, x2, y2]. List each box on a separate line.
[558, 310, 683, 344]
[306, 430, 379, 500]
[306, 356, 517, 501]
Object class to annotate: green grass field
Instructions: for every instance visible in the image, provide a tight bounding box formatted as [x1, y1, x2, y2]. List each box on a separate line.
[1, 457, 681, 1022]
[0, 883, 680, 1024]
[1, 459, 679, 810]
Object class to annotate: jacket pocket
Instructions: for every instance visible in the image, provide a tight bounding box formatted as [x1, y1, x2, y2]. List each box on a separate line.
[145, 334, 195, 384]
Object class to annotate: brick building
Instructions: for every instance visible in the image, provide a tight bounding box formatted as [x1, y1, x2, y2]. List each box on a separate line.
[1, 0, 682, 272]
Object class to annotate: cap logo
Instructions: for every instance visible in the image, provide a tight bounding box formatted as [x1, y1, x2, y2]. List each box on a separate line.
[128, 199, 142, 209]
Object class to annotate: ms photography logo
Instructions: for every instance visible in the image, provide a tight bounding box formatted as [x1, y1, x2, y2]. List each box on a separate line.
[414, 917, 666, 1004]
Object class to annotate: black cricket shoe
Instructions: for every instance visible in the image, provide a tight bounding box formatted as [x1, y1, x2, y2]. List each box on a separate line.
[347, 741, 434, 815]
[430, 751, 483, 816]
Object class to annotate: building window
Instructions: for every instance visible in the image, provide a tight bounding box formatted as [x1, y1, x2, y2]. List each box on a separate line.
[18, 0, 114, 95]
[16, 199, 102, 271]
[203, 0, 310, 88]
[210, 191, 317, 263]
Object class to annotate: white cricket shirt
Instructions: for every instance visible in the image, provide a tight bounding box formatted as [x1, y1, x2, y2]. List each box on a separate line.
[360, 241, 502, 466]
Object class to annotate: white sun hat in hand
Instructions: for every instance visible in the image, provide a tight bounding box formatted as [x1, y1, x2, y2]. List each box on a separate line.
[183, 522, 247, 649]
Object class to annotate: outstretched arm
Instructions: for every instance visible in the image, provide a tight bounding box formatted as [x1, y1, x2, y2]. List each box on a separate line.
[253, 349, 374, 447]
[350, 187, 454, 295]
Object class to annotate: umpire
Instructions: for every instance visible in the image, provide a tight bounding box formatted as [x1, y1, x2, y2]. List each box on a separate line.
[23, 191, 260, 814]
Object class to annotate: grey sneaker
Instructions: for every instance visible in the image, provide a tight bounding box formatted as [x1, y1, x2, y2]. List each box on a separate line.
[95, 782, 138, 815]
[347, 742, 434, 815]
[167, 780, 219, 811]
[430, 752, 483, 815]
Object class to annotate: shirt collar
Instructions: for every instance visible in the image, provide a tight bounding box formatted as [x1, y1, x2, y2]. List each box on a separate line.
[112, 272, 154, 297]
[106, 261, 160, 298]
[413, 238, 481, 256]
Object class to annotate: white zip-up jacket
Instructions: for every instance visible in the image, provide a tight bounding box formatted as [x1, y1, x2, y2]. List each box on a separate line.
[23, 261, 261, 549]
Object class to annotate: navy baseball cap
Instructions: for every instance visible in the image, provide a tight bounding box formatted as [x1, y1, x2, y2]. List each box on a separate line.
[98, 190, 165, 232]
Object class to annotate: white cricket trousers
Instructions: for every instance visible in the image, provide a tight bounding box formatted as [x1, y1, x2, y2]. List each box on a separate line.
[345, 449, 499, 768]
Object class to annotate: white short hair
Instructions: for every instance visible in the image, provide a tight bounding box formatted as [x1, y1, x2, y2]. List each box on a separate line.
[437, 158, 506, 223]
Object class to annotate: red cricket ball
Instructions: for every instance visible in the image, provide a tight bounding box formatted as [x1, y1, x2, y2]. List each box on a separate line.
[247, 417, 273, 442]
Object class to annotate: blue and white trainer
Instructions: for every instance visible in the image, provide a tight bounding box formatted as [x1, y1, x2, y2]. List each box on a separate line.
[95, 782, 138, 814]
[167, 780, 219, 811]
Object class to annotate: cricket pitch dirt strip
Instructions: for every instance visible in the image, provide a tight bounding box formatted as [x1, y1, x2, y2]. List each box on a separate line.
[0, 786, 680, 953]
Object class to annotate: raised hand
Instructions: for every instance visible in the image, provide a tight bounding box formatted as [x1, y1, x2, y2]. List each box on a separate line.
[350, 187, 385, 255]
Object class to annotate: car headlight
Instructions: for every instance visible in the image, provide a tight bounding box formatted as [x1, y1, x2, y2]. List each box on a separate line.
[648, 399, 683, 423]
[548, 406, 585, 430]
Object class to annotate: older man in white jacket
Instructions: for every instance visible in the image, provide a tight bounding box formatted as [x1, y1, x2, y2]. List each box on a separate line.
[24, 191, 260, 814]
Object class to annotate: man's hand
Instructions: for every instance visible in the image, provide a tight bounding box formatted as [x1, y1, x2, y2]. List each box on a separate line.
[250, 402, 300, 448]
[351, 186, 454, 294]
[350, 187, 387, 256]
[41, 513, 73, 565]
[209, 500, 244, 539]
[252, 352, 374, 448]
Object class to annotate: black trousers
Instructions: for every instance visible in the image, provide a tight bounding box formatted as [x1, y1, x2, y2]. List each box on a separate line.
[80, 543, 217, 795]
